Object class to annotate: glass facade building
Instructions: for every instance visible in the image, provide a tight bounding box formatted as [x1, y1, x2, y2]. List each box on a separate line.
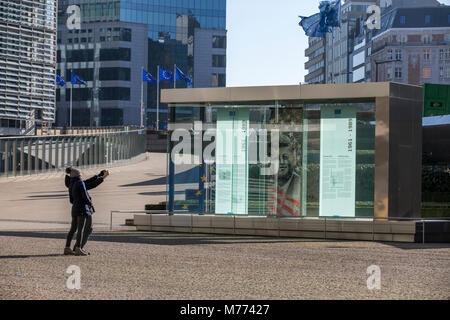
[0, 0, 58, 135]
[163, 83, 423, 219]
[56, 0, 226, 128]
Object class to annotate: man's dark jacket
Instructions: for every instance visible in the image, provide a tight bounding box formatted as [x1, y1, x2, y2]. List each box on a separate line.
[65, 175, 104, 217]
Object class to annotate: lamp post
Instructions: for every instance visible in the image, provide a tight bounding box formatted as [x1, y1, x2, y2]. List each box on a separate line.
[374, 59, 402, 82]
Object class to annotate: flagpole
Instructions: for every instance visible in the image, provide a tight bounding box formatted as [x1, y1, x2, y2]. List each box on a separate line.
[69, 70, 73, 129]
[156, 65, 160, 131]
[174, 64, 176, 89]
[140, 66, 144, 128]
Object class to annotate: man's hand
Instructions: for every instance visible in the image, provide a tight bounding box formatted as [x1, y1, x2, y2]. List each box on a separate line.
[103, 170, 110, 179]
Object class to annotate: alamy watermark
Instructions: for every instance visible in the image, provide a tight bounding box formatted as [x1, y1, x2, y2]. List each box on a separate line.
[66, 5, 81, 30]
[170, 123, 282, 176]
[366, 265, 381, 290]
[366, 5, 381, 30]
[66, 265, 81, 290]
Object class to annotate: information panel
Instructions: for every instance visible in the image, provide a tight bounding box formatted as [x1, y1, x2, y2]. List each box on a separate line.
[215, 109, 249, 214]
[319, 105, 356, 217]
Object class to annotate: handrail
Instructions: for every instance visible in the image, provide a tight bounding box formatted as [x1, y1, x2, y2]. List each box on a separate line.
[0, 129, 145, 140]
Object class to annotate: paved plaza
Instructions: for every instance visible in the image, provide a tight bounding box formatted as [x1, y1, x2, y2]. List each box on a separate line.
[0, 153, 167, 231]
[0, 154, 449, 300]
[0, 231, 449, 300]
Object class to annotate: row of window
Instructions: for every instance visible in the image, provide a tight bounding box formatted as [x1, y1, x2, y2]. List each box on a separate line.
[387, 34, 450, 45]
[57, 67, 131, 82]
[385, 66, 450, 79]
[399, 14, 450, 25]
[385, 49, 450, 62]
[60, 48, 131, 63]
[59, 87, 131, 101]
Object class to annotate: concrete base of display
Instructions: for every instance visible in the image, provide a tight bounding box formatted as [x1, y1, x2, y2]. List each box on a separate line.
[132, 214, 450, 243]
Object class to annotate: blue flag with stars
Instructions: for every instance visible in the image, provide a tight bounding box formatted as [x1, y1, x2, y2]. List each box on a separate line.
[71, 72, 87, 86]
[159, 67, 174, 82]
[142, 69, 156, 83]
[175, 66, 192, 83]
[299, 0, 341, 38]
[53, 75, 65, 87]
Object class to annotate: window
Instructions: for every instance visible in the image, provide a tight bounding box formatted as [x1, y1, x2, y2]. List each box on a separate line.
[399, 35, 407, 44]
[447, 66, 450, 78]
[440, 49, 450, 60]
[395, 49, 402, 60]
[425, 15, 431, 24]
[423, 49, 431, 61]
[387, 49, 393, 60]
[386, 66, 392, 80]
[65, 68, 94, 82]
[211, 73, 226, 87]
[423, 67, 432, 79]
[212, 55, 226, 68]
[395, 67, 402, 79]
[120, 28, 132, 42]
[212, 36, 226, 49]
[99, 48, 131, 61]
[400, 16, 406, 24]
[99, 87, 130, 101]
[65, 88, 92, 101]
[423, 34, 431, 44]
[100, 36, 106, 42]
[66, 49, 94, 62]
[99, 67, 131, 81]
[440, 66, 444, 79]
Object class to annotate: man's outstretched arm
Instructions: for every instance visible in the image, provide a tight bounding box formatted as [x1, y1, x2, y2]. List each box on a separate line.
[84, 175, 104, 190]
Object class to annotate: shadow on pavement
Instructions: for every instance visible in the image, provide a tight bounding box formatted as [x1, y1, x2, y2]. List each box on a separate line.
[1, 231, 447, 249]
[120, 167, 201, 188]
[0, 254, 62, 260]
[0, 230, 319, 246]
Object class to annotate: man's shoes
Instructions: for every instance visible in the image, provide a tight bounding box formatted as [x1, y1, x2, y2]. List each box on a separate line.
[64, 247, 75, 255]
[74, 247, 89, 256]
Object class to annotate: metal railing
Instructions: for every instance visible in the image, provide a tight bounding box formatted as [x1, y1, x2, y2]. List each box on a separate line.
[110, 211, 450, 244]
[0, 130, 147, 177]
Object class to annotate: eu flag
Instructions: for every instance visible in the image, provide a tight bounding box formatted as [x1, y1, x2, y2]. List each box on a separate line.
[159, 67, 174, 82]
[71, 72, 87, 86]
[143, 69, 156, 83]
[299, 0, 341, 38]
[55, 75, 65, 87]
[175, 66, 192, 83]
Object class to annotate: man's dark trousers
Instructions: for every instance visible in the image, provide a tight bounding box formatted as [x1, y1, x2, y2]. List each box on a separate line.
[66, 215, 92, 249]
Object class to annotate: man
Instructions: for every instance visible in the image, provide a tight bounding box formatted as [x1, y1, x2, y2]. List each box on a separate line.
[64, 168, 109, 256]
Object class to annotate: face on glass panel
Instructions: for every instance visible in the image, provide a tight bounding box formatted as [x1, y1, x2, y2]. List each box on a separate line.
[278, 143, 295, 181]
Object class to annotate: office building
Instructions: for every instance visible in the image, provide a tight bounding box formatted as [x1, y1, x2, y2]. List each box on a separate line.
[371, 6, 450, 85]
[0, 0, 58, 135]
[56, 0, 227, 128]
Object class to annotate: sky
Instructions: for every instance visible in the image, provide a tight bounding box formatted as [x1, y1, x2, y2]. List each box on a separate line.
[226, 0, 450, 87]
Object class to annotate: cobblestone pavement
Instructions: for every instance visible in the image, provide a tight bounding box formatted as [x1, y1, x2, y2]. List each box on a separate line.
[0, 230, 449, 300]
